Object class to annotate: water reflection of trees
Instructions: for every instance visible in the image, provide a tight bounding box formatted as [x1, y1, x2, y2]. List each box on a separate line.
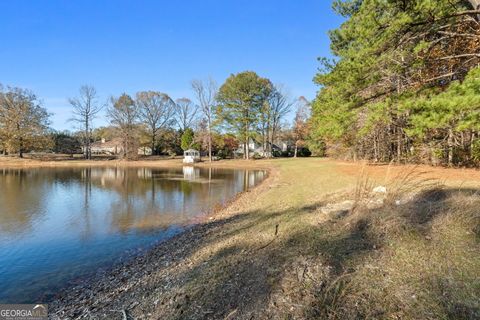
[0, 167, 266, 237]
[101, 167, 211, 233]
[83, 167, 265, 234]
[0, 169, 51, 235]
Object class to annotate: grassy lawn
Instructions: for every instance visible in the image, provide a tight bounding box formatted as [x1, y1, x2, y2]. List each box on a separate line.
[165, 158, 480, 319]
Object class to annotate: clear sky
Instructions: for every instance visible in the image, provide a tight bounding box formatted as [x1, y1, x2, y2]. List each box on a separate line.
[0, 1, 342, 130]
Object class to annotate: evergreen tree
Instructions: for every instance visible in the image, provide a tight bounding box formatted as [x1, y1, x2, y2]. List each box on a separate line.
[310, 0, 480, 165]
[217, 71, 272, 159]
[404, 67, 480, 165]
[180, 128, 198, 151]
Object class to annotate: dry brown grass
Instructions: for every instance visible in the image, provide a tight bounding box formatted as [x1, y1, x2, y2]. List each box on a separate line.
[336, 160, 480, 189]
[308, 166, 480, 319]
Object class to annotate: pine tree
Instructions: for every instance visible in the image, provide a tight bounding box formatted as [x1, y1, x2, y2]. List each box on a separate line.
[181, 128, 198, 151]
[310, 0, 480, 165]
[217, 71, 272, 159]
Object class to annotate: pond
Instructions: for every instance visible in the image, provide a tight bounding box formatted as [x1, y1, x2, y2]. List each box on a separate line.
[0, 166, 266, 303]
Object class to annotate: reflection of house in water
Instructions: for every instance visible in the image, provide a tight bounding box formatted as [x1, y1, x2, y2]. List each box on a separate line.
[81, 167, 154, 185]
[237, 169, 266, 190]
[83, 167, 120, 187]
[183, 166, 201, 181]
[136, 168, 152, 179]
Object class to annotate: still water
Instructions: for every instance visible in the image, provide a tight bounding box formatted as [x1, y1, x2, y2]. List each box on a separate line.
[0, 166, 265, 303]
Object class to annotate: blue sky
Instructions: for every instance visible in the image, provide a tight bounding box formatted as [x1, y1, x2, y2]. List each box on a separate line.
[0, 1, 342, 130]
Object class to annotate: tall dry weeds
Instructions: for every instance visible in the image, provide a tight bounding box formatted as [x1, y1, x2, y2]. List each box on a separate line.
[310, 165, 480, 319]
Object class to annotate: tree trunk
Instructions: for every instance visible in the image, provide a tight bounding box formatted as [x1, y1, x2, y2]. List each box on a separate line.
[245, 121, 249, 160]
[397, 129, 402, 163]
[151, 132, 156, 156]
[243, 140, 246, 159]
[447, 128, 454, 166]
[271, 126, 277, 157]
[123, 142, 126, 159]
[294, 142, 298, 158]
[208, 135, 212, 162]
[470, 131, 476, 161]
[85, 116, 90, 160]
[19, 136, 24, 158]
[262, 129, 267, 157]
[208, 119, 212, 162]
[265, 122, 270, 158]
[244, 138, 248, 160]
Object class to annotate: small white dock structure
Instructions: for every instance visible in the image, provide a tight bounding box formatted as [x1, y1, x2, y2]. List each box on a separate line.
[183, 149, 200, 164]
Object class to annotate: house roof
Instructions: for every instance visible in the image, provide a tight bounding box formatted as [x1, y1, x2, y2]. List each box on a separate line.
[91, 138, 123, 148]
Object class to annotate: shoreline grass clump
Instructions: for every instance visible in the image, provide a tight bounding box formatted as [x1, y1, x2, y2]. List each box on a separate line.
[308, 168, 480, 319]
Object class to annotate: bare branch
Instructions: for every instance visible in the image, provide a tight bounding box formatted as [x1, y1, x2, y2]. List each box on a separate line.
[136, 91, 175, 155]
[174, 98, 200, 131]
[68, 85, 103, 159]
[191, 78, 218, 161]
[437, 53, 480, 60]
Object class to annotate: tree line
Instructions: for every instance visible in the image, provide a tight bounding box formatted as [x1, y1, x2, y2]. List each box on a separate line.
[309, 0, 480, 166]
[1, 71, 309, 160]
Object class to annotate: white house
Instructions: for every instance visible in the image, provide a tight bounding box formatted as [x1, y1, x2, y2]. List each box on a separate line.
[87, 138, 152, 156]
[235, 138, 281, 158]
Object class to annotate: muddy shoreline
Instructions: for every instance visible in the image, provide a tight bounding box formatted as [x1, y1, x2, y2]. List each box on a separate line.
[47, 164, 276, 319]
[0, 157, 270, 170]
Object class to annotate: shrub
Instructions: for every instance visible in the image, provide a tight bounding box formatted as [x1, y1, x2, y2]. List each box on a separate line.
[252, 152, 264, 160]
[471, 139, 480, 164]
[297, 147, 312, 157]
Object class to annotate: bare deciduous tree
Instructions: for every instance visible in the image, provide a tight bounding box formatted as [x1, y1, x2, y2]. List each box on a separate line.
[268, 85, 293, 156]
[136, 91, 175, 155]
[191, 78, 217, 161]
[69, 85, 103, 159]
[293, 97, 310, 158]
[174, 98, 199, 131]
[257, 84, 293, 157]
[107, 94, 139, 159]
